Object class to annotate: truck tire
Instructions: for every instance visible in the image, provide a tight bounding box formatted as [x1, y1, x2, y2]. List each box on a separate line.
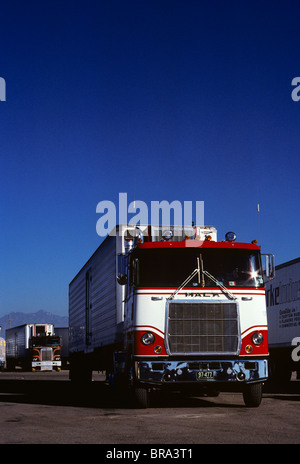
[243, 382, 263, 407]
[134, 387, 149, 409]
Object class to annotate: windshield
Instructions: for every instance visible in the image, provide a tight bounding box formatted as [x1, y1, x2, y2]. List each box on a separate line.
[30, 336, 61, 347]
[133, 248, 264, 288]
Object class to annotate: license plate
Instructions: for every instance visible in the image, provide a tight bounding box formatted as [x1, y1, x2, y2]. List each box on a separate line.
[197, 370, 214, 380]
[41, 363, 52, 371]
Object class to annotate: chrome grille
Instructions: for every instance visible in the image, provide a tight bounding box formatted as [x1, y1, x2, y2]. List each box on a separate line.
[167, 301, 239, 355]
[41, 348, 52, 361]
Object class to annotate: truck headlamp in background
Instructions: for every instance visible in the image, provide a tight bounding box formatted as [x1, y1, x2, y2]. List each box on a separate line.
[140, 332, 155, 345]
[252, 332, 264, 345]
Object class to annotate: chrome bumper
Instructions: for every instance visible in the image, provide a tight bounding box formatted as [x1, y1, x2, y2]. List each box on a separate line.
[136, 358, 268, 385]
[32, 361, 61, 370]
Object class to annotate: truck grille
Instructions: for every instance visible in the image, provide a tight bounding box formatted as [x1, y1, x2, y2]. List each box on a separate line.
[41, 348, 53, 361]
[167, 301, 239, 355]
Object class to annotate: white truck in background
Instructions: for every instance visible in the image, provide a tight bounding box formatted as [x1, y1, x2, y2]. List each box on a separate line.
[266, 257, 300, 381]
[69, 224, 274, 408]
[6, 323, 62, 371]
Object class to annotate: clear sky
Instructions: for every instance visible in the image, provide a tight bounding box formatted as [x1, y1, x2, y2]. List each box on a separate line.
[0, 0, 300, 317]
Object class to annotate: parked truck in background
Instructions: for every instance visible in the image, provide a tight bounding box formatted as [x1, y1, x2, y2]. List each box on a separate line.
[6, 323, 62, 371]
[69, 224, 274, 407]
[266, 257, 300, 382]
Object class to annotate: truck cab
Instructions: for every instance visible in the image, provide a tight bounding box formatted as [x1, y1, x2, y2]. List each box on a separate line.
[116, 225, 273, 407]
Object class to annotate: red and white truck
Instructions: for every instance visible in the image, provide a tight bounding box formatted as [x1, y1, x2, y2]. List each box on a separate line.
[69, 224, 274, 407]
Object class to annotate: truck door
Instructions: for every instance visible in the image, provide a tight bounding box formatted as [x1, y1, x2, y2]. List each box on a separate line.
[85, 269, 92, 346]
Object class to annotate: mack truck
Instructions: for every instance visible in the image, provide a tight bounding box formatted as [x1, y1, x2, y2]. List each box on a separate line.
[6, 323, 62, 371]
[69, 224, 274, 407]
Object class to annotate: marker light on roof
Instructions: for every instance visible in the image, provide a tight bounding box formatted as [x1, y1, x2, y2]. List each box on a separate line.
[162, 230, 173, 241]
[225, 231, 236, 242]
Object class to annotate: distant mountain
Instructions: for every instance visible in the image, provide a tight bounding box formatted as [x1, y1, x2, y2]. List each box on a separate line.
[0, 310, 68, 338]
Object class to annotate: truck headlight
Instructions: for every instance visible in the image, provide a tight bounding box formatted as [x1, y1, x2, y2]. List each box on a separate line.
[141, 332, 155, 345]
[252, 332, 263, 345]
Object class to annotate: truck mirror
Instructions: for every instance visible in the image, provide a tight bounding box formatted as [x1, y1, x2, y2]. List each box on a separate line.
[263, 254, 275, 281]
[117, 254, 127, 285]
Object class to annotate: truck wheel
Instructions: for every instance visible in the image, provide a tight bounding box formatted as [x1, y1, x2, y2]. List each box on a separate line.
[243, 383, 263, 407]
[134, 387, 149, 409]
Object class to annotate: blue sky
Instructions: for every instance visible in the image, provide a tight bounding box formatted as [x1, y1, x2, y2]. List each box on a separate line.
[0, 0, 300, 317]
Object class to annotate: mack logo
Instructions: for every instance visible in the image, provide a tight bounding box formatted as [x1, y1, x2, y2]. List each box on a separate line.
[184, 292, 220, 297]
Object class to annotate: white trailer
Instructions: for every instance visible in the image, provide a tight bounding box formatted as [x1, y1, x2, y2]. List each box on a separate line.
[69, 224, 274, 407]
[266, 257, 300, 381]
[69, 227, 124, 380]
[6, 323, 62, 371]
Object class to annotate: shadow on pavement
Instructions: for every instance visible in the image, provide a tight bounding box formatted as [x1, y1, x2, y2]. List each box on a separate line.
[0, 375, 298, 409]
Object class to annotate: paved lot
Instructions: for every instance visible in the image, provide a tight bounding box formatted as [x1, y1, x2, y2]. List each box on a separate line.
[0, 370, 299, 445]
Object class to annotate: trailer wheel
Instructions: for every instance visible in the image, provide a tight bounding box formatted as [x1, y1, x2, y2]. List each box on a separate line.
[243, 382, 263, 407]
[134, 387, 149, 409]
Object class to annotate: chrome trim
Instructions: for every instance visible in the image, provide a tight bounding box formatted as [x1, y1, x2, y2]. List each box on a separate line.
[165, 298, 241, 356]
[136, 358, 268, 384]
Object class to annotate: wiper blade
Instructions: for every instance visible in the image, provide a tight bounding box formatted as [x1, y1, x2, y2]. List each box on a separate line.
[202, 270, 237, 300]
[167, 267, 200, 301]
[167, 254, 237, 301]
[200, 253, 236, 300]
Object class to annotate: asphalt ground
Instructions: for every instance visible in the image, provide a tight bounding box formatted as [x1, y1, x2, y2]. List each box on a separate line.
[0, 370, 299, 446]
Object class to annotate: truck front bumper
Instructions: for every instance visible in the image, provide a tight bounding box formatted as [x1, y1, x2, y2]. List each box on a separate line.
[135, 358, 268, 385]
[32, 361, 62, 371]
